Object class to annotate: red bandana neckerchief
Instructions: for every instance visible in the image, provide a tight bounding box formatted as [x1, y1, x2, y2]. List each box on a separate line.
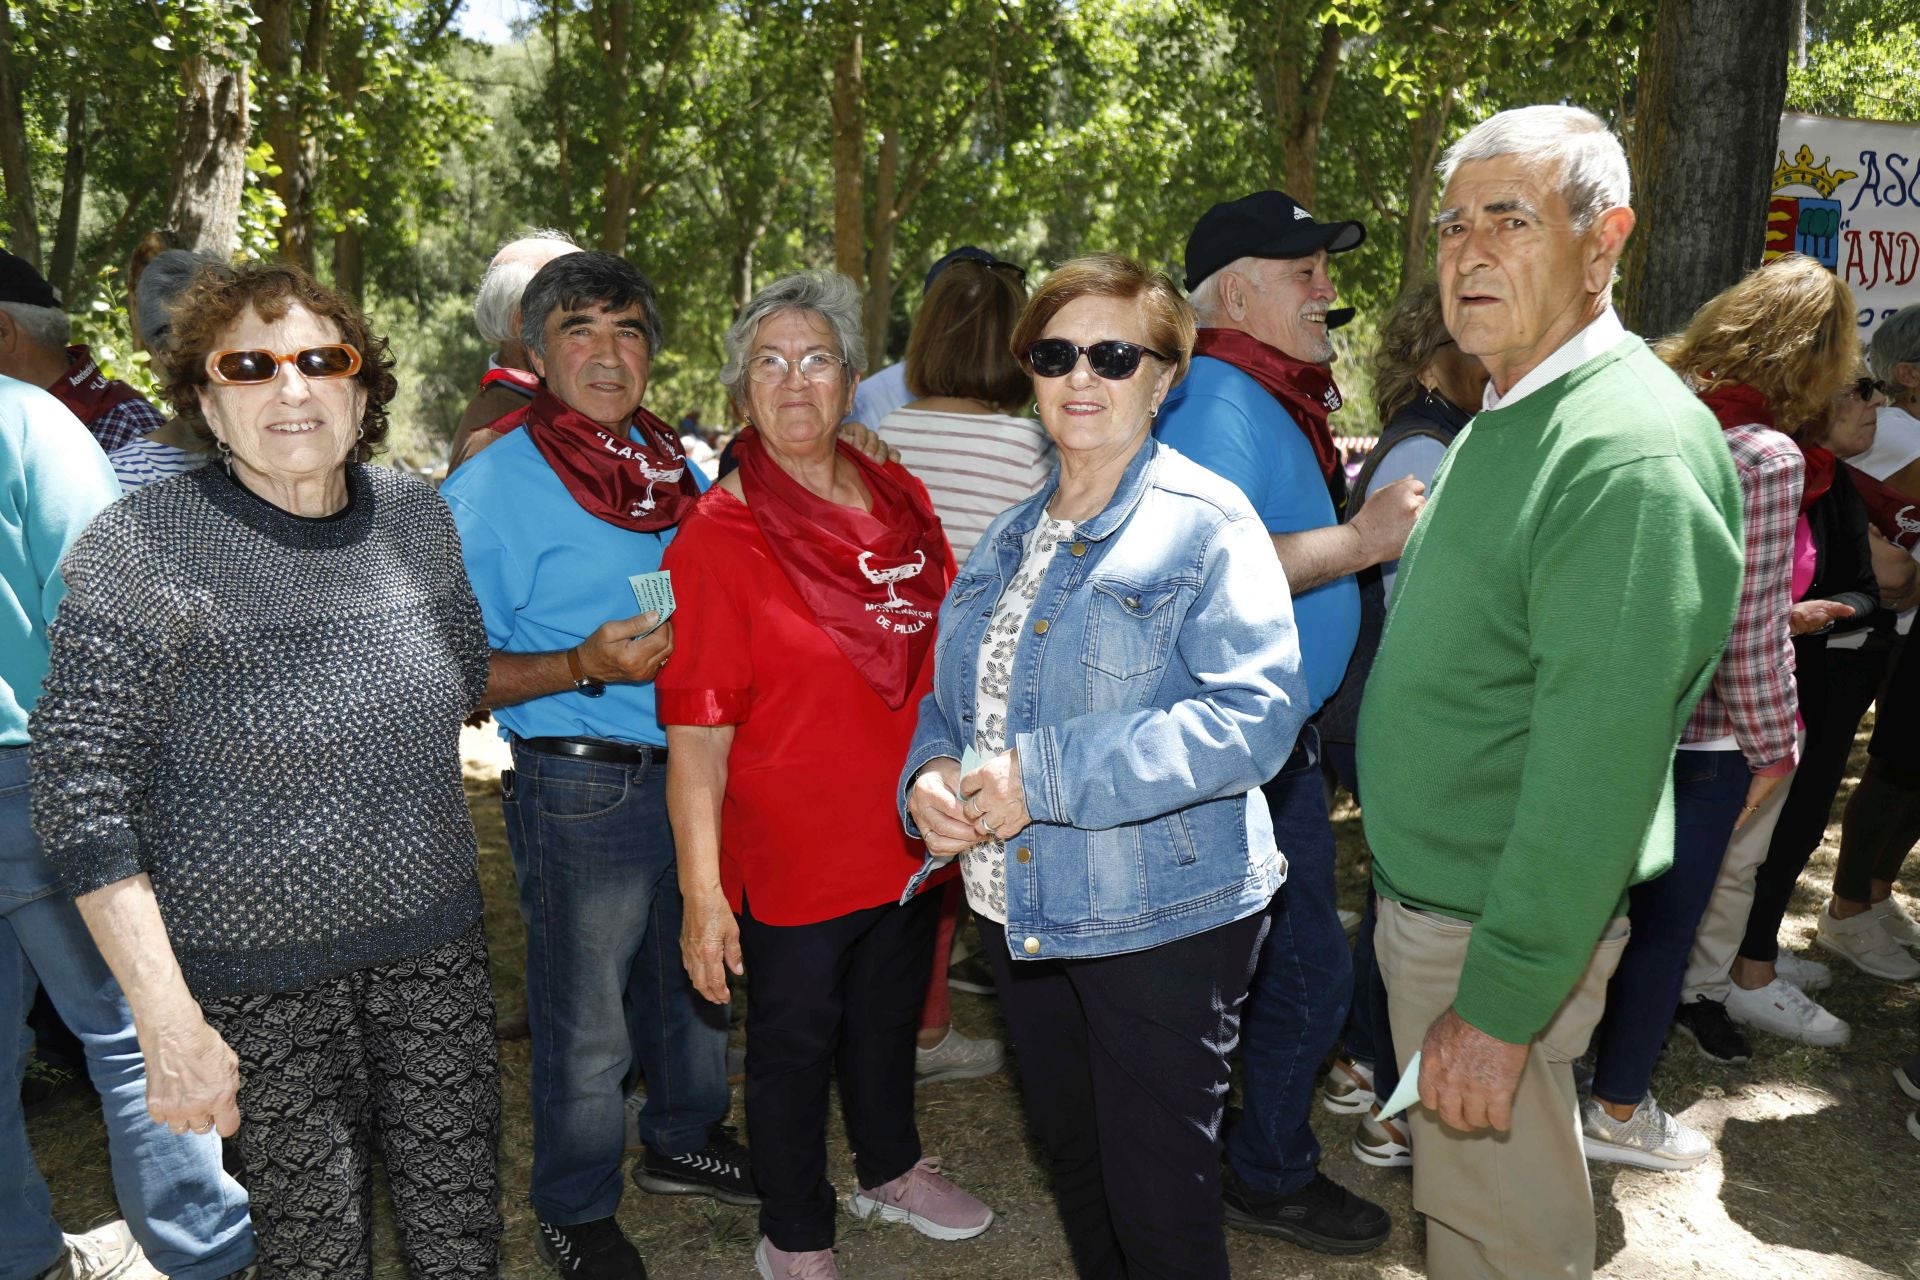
[48, 344, 143, 429]
[1697, 381, 1832, 513]
[1193, 327, 1344, 491]
[734, 427, 952, 708]
[1851, 464, 1920, 550]
[518, 387, 700, 532]
[480, 365, 540, 399]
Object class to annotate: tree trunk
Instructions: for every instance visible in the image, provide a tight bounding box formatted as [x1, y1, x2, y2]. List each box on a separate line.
[828, 15, 866, 291]
[164, 53, 251, 259]
[48, 87, 87, 299]
[0, 0, 39, 269]
[548, 0, 570, 224]
[333, 226, 363, 305]
[1252, 7, 1341, 209]
[1622, 0, 1795, 340]
[1398, 93, 1455, 292]
[328, 15, 367, 303]
[862, 128, 899, 368]
[595, 0, 634, 253]
[1793, 0, 1807, 67]
[260, 0, 329, 271]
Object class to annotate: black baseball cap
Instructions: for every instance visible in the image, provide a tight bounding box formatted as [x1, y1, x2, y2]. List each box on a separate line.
[0, 249, 60, 308]
[925, 245, 1025, 293]
[1183, 192, 1364, 291]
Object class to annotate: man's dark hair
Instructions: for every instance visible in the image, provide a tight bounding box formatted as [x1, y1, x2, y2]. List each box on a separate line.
[519, 251, 663, 360]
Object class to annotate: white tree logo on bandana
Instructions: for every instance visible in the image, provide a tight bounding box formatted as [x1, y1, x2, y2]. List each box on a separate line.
[858, 550, 933, 633]
[627, 456, 686, 517]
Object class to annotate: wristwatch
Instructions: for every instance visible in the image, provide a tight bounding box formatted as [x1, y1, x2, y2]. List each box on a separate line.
[566, 646, 606, 698]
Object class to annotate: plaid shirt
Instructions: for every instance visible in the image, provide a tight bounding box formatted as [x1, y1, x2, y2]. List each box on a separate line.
[88, 395, 164, 454]
[1684, 422, 1801, 773]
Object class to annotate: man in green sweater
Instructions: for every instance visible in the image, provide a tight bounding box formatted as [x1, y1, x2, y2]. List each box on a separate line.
[1357, 105, 1742, 1279]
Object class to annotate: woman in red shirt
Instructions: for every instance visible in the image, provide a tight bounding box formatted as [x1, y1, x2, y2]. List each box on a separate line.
[657, 271, 992, 1280]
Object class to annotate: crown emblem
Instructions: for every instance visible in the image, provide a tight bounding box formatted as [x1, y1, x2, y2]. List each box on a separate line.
[1773, 144, 1858, 198]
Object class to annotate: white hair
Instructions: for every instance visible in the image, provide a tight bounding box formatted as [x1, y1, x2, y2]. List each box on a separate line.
[721, 272, 866, 405]
[0, 301, 70, 351]
[1187, 255, 1265, 325]
[1439, 105, 1630, 232]
[473, 228, 580, 345]
[1870, 304, 1920, 385]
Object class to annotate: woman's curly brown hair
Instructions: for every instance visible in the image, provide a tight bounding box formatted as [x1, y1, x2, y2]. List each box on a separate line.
[157, 260, 398, 463]
[1655, 254, 1859, 435]
[1370, 280, 1453, 428]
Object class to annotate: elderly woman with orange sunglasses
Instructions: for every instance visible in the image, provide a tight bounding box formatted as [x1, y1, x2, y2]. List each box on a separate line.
[32, 261, 501, 1277]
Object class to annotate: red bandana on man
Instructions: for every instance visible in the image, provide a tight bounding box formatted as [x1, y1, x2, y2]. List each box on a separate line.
[47, 344, 145, 428]
[733, 426, 952, 708]
[1193, 327, 1346, 502]
[501, 387, 701, 532]
[1697, 382, 1834, 514]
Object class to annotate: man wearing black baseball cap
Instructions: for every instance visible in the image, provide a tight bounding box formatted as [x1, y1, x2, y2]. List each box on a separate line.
[0, 248, 164, 454]
[848, 246, 1024, 429]
[1154, 192, 1419, 1256]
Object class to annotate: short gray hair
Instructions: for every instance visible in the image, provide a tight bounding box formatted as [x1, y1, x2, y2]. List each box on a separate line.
[0, 301, 69, 351]
[474, 228, 579, 345]
[1870, 304, 1920, 384]
[136, 250, 220, 352]
[1187, 254, 1260, 325]
[1439, 105, 1631, 233]
[721, 271, 866, 406]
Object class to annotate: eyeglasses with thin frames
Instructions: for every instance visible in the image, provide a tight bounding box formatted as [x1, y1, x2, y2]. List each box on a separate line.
[747, 352, 848, 384]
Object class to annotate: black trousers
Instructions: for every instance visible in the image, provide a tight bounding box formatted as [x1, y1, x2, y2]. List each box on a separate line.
[982, 911, 1268, 1280]
[1742, 635, 1893, 961]
[738, 890, 938, 1252]
[200, 923, 502, 1279]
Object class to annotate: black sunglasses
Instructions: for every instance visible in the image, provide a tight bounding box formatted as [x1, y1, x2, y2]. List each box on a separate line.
[1851, 375, 1891, 402]
[1025, 338, 1171, 381]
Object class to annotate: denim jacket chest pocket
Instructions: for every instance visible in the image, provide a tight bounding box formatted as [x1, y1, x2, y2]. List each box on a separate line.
[1082, 576, 1187, 707]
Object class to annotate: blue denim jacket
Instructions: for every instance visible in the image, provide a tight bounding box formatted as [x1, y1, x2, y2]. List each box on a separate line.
[897, 437, 1307, 960]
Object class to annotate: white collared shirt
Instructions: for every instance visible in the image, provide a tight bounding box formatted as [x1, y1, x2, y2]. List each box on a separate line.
[1481, 307, 1629, 412]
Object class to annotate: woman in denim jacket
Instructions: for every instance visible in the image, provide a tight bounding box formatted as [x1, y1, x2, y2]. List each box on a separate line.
[898, 254, 1308, 1280]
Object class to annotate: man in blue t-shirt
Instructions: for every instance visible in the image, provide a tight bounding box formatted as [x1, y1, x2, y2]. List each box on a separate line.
[443, 251, 752, 1280]
[1154, 191, 1424, 1257]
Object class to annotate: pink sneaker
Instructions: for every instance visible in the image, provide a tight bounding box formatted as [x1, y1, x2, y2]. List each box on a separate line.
[755, 1237, 841, 1279]
[848, 1155, 994, 1240]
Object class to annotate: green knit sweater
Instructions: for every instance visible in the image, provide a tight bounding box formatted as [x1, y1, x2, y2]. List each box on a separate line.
[1358, 336, 1743, 1044]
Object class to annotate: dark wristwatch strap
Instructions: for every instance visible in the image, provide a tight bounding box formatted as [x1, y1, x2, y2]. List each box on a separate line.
[566, 646, 606, 698]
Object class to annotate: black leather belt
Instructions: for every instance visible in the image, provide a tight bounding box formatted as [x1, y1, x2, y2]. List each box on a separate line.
[514, 736, 666, 766]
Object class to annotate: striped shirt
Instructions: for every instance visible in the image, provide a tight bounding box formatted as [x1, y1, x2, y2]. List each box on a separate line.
[109, 436, 206, 491]
[876, 408, 1053, 563]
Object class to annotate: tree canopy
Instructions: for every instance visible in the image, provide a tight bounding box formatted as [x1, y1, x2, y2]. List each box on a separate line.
[0, 0, 1912, 463]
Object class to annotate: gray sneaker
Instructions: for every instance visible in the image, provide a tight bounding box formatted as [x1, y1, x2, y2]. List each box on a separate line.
[1580, 1095, 1711, 1171]
[915, 1028, 1004, 1085]
[1816, 904, 1920, 981]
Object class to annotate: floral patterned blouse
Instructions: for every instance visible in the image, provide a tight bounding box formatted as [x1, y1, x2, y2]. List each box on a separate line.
[964, 511, 1076, 923]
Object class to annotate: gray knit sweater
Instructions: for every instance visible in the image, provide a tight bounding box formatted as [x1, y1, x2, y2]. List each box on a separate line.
[30, 463, 490, 999]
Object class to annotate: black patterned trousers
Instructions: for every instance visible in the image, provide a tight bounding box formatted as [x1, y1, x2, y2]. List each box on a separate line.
[200, 923, 503, 1279]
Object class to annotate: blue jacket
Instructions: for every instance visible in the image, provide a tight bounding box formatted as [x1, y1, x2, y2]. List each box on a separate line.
[897, 437, 1306, 960]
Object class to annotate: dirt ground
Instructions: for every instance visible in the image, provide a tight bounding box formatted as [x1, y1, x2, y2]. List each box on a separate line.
[29, 725, 1920, 1278]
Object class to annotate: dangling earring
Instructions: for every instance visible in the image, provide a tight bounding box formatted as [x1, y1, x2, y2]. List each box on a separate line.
[356, 423, 365, 442]
[1149, 406, 1159, 418]
[216, 439, 233, 474]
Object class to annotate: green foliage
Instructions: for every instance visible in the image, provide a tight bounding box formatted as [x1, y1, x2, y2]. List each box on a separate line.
[0, 0, 1877, 459]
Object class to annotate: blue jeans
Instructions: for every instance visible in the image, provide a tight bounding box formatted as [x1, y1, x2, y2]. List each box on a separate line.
[1230, 727, 1352, 1195]
[1590, 748, 1749, 1107]
[0, 746, 253, 1280]
[501, 742, 729, 1225]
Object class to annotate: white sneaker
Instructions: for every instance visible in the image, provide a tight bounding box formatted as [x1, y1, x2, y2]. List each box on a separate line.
[1320, 1055, 1375, 1115]
[1870, 895, 1920, 948]
[1896, 1063, 1920, 1102]
[1724, 977, 1851, 1047]
[1816, 904, 1920, 981]
[1774, 951, 1834, 992]
[36, 1222, 154, 1280]
[1580, 1095, 1712, 1171]
[1351, 1107, 1412, 1168]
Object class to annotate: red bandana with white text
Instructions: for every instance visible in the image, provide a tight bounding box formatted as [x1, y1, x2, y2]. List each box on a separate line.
[48, 345, 144, 428]
[734, 427, 952, 708]
[517, 387, 700, 531]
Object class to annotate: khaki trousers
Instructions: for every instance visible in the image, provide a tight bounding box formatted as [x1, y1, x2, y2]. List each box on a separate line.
[1375, 898, 1629, 1280]
[1680, 749, 1799, 1002]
